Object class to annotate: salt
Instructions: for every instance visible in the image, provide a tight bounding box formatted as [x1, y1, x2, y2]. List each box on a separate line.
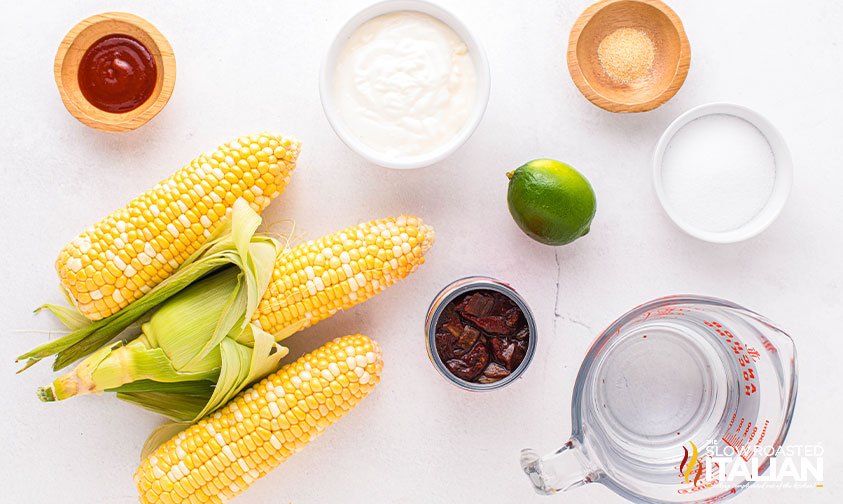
[660, 114, 776, 232]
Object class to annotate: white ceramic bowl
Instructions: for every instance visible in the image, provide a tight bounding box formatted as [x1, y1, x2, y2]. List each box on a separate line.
[319, 0, 491, 169]
[653, 103, 793, 243]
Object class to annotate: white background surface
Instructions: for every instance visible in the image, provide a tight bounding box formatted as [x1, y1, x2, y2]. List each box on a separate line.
[1, 0, 840, 502]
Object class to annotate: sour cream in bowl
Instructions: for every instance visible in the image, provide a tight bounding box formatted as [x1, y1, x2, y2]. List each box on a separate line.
[320, 0, 490, 169]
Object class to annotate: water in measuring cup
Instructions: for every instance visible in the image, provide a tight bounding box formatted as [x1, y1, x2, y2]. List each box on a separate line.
[522, 297, 795, 502]
[581, 314, 760, 486]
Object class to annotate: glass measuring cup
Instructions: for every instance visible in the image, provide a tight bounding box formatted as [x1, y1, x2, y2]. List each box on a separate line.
[521, 296, 797, 503]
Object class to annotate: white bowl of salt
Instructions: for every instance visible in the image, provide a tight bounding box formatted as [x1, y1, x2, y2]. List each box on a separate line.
[653, 102, 792, 243]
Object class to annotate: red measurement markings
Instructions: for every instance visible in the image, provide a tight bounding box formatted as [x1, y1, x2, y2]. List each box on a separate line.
[721, 417, 767, 462]
[756, 420, 770, 447]
[746, 425, 758, 445]
[721, 431, 753, 462]
[722, 431, 742, 450]
[743, 422, 753, 438]
[758, 333, 776, 352]
[706, 322, 759, 397]
[654, 306, 691, 318]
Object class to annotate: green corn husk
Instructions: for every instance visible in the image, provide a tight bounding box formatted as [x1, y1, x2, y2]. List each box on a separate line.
[19, 199, 305, 422]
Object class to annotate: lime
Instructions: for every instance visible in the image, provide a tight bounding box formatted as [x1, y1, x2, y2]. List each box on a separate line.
[506, 159, 596, 246]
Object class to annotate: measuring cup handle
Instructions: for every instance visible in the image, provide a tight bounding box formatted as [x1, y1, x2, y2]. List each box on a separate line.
[520, 440, 593, 495]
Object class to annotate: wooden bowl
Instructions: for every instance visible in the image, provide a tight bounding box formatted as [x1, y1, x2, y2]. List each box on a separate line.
[567, 0, 690, 113]
[54, 12, 176, 132]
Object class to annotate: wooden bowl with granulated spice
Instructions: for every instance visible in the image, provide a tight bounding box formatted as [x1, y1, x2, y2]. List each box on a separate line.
[567, 0, 690, 113]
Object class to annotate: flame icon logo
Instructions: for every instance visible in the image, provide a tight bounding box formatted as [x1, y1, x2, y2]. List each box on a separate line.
[679, 442, 704, 486]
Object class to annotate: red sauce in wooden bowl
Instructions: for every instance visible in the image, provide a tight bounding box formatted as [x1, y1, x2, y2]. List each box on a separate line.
[77, 34, 157, 113]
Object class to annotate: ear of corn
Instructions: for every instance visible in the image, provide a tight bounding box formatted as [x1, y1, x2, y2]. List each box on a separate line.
[30, 201, 292, 422]
[23, 203, 433, 423]
[18, 200, 285, 375]
[56, 133, 300, 321]
[253, 215, 435, 334]
[135, 334, 383, 504]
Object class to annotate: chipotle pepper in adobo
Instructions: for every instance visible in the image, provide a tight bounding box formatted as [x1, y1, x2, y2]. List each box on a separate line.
[434, 290, 530, 384]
